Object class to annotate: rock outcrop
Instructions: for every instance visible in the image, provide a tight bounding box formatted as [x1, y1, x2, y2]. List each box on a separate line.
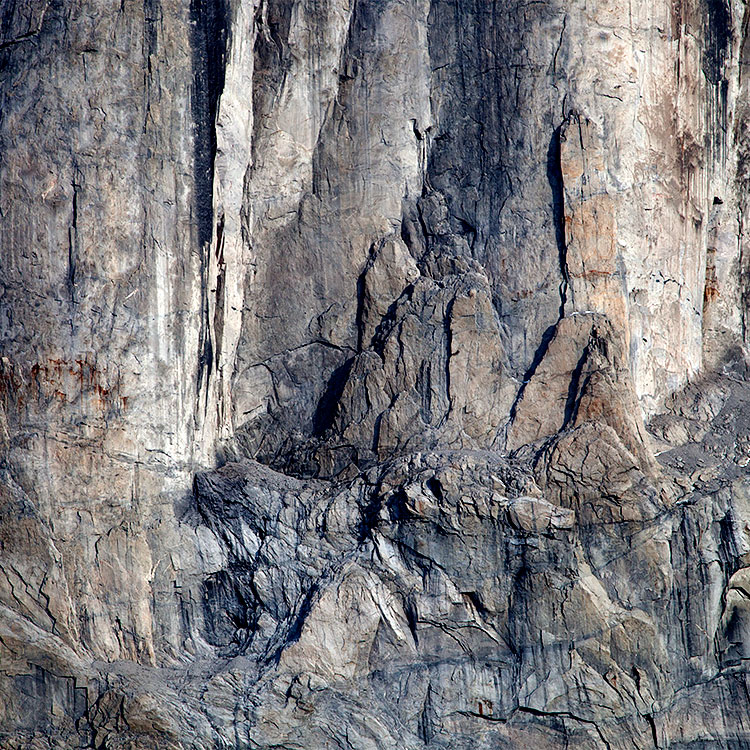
[3, 0, 750, 748]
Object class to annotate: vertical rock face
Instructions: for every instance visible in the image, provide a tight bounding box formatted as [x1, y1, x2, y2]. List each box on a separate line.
[0, 0, 207, 669]
[3, 0, 750, 748]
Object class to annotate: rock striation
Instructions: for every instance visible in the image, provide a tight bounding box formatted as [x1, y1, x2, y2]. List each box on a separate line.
[3, 0, 750, 748]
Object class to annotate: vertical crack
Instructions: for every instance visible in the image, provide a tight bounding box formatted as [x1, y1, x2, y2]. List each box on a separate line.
[547, 123, 569, 320]
[68, 172, 80, 308]
[190, 0, 230, 400]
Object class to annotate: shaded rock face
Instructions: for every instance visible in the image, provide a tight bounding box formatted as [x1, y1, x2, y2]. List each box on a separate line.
[4, 0, 750, 748]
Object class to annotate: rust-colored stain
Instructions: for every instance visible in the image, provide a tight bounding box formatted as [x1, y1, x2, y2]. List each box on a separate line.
[704, 250, 720, 307]
[0, 357, 128, 418]
[510, 289, 535, 301]
[704, 283, 720, 305]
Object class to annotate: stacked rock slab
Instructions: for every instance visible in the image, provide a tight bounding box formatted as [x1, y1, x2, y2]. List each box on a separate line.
[3, 0, 750, 748]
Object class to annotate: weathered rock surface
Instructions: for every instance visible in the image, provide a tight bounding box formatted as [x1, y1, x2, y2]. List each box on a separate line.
[3, 0, 750, 747]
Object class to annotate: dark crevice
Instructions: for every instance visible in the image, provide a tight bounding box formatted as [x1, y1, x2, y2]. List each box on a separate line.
[418, 685, 435, 743]
[357, 484, 383, 542]
[704, 0, 731, 160]
[190, 0, 229, 397]
[386, 487, 410, 522]
[273, 584, 319, 664]
[644, 713, 659, 748]
[426, 476, 443, 502]
[444, 297, 454, 411]
[312, 358, 354, 437]
[454, 216, 477, 251]
[507, 322, 557, 434]
[143, 0, 159, 62]
[547, 124, 568, 319]
[190, 0, 229, 249]
[417, 360, 433, 425]
[703, 0, 731, 85]
[67, 174, 80, 306]
[143, 0, 160, 132]
[508, 123, 570, 437]
[197, 317, 214, 400]
[213, 212, 226, 368]
[355, 243, 378, 351]
[372, 410, 385, 456]
[0, 27, 41, 50]
[718, 511, 741, 585]
[563, 332, 605, 429]
[202, 570, 256, 654]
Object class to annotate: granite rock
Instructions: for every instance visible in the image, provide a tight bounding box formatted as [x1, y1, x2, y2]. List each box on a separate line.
[3, 0, 750, 748]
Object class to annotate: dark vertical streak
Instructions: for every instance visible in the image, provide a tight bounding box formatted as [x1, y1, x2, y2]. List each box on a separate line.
[190, 0, 230, 397]
[703, 0, 731, 162]
[547, 124, 568, 319]
[143, 0, 159, 132]
[703, 0, 730, 85]
[68, 174, 79, 306]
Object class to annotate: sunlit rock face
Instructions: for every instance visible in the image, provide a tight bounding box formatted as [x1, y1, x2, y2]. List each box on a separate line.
[3, 0, 750, 748]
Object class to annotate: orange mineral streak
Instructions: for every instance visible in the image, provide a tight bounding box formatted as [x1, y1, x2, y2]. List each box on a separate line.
[0, 357, 128, 419]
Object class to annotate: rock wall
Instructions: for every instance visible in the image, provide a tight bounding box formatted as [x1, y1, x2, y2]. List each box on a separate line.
[0, 0, 210, 669]
[2, 0, 750, 748]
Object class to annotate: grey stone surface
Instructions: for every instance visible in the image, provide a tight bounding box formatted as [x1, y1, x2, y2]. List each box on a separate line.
[3, 0, 750, 747]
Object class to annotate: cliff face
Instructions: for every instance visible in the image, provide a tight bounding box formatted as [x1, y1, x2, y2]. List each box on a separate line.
[2, 0, 750, 747]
